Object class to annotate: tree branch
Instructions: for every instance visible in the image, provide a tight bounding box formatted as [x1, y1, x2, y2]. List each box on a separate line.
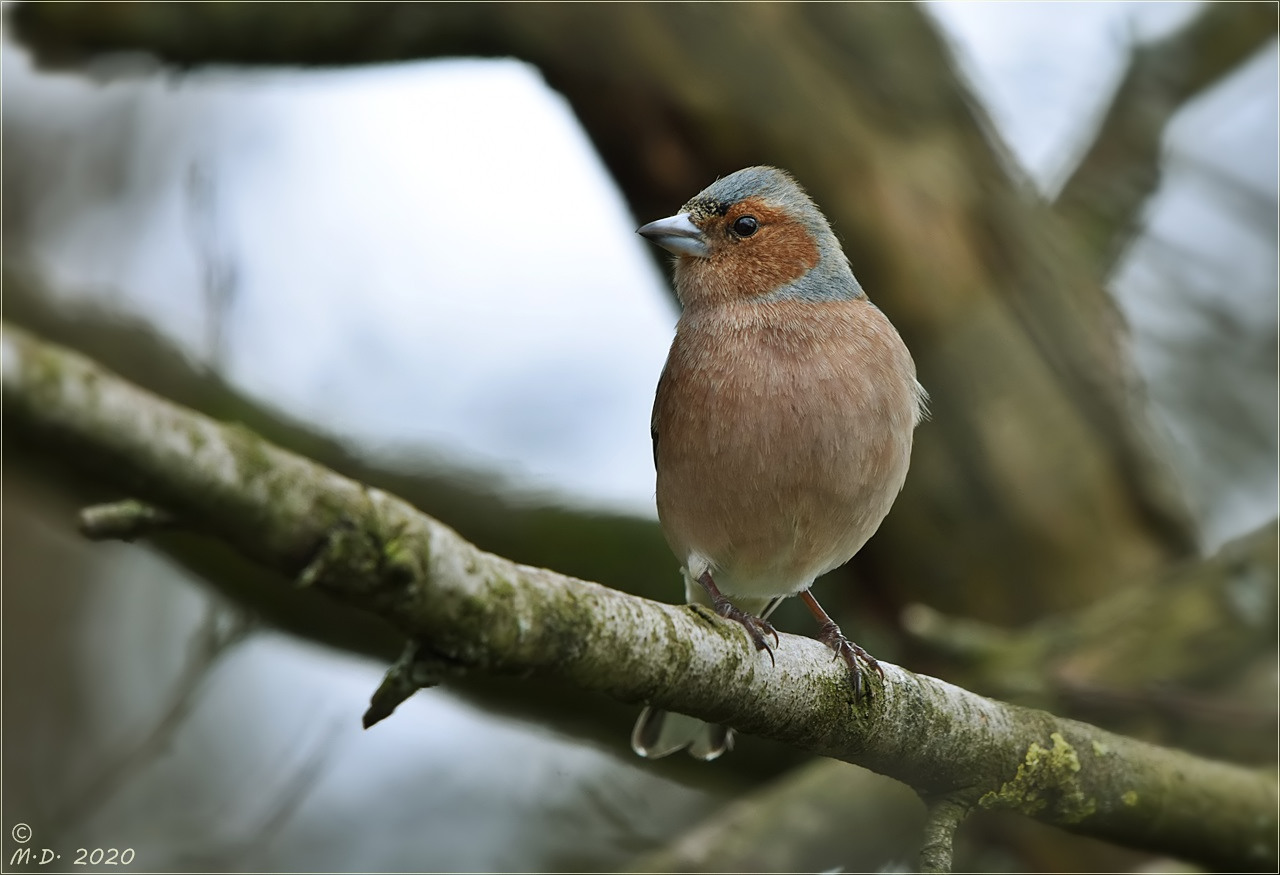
[79, 497, 177, 541]
[6, 267, 751, 775]
[637, 522, 1277, 870]
[918, 793, 976, 874]
[4, 320, 1275, 871]
[904, 520, 1278, 760]
[3, 266, 677, 609]
[1056, 2, 1278, 270]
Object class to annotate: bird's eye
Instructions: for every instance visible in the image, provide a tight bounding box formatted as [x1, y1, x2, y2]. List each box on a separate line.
[732, 216, 759, 237]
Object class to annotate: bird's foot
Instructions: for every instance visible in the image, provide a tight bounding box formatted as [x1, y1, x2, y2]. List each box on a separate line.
[712, 596, 779, 665]
[816, 621, 883, 701]
[696, 571, 779, 664]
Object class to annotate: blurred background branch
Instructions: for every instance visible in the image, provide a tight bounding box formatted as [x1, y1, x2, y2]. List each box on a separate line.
[1056, 2, 1278, 270]
[48, 602, 255, 839]
[904, 519, 1278, 761]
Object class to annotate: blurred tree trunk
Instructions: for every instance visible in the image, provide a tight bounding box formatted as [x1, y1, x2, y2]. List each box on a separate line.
[14, 2, 1274, 627]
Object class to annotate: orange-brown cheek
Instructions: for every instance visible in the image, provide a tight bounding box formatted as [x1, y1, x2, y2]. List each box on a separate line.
[747, 222, 821, 290]
[674, 200, 823, 306]
[715, 202, 821, 300]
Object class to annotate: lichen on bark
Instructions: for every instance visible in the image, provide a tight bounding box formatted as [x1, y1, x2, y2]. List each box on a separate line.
[979, 731, 1097, 823]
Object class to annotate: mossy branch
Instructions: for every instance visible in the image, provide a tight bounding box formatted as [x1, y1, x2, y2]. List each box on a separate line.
[4, 320, 1275, 872]
[903, 520, 1278, 760]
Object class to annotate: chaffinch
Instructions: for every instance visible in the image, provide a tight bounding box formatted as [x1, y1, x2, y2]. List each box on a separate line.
[632, 166, 926, 760]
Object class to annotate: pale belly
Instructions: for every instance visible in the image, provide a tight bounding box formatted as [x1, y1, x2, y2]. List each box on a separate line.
[657, 427, 908, 598]
[653, 314, 917, 599]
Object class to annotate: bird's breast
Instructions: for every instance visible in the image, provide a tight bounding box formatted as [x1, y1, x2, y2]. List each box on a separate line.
[653, 298, 919, 597]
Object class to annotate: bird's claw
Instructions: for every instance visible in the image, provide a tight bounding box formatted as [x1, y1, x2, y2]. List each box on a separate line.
[712, 597, 779, 666]
[817, 622, 882, 700]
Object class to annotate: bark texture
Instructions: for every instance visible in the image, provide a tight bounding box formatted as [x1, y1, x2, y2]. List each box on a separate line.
[4, 320, 1277, 872]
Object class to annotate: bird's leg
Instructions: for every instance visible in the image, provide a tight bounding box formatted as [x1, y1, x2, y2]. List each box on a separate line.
[696, 571, 779, 664]
[800, 590, 883, 700]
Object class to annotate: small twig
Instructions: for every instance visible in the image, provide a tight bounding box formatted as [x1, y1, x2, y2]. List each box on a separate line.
[363, 639, 457, 729]
[917, 792, 975, 874]
[79, 498, 177, 541]
[177, 716, 344, 870]
[900, 603, 1016, 661]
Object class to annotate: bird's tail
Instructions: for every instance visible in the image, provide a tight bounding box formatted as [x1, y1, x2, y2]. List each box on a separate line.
[630, 706, 733, 761]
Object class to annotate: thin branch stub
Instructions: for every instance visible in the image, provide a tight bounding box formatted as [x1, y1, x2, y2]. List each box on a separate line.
[79, 499, 177, 542]
[917, 792, 976, 874]
[363, 639, 455, 729]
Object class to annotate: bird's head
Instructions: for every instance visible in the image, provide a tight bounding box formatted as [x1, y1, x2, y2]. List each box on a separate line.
[638, 166, 864, 307]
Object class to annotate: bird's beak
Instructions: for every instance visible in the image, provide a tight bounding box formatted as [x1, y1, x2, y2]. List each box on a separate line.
[637, 213, 710, 258]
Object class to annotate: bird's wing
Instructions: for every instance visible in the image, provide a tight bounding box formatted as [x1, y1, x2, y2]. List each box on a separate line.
[650, 365, 670, 472]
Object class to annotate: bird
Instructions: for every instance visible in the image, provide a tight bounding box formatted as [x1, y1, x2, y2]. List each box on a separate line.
[631, 166, 926, 760]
